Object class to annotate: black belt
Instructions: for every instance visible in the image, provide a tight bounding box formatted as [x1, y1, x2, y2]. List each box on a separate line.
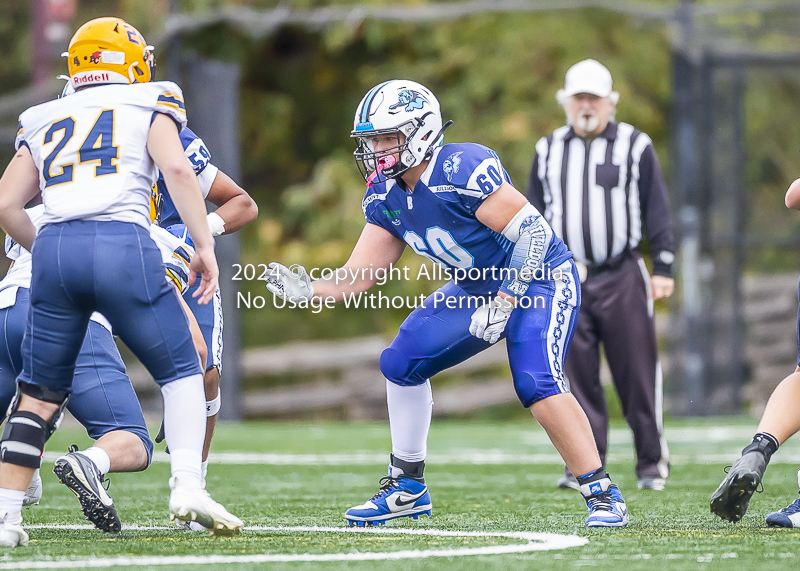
[584, 251, 633, 280]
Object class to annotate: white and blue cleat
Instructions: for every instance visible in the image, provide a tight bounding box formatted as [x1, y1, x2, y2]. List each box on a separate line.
[766, 469, 800, 528]
[766, 496, 800, 528]
[345, 476, 432, 526]
[581, 478, 629, 528]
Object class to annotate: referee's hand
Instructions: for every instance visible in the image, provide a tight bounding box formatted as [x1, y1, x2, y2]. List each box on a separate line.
[651, 275, 674, 300]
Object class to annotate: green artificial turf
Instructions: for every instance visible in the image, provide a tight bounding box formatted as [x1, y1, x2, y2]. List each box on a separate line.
[1, 418, 798, 570]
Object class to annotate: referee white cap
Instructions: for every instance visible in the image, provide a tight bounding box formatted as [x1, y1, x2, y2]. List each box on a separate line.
[560, 59, 613, 98]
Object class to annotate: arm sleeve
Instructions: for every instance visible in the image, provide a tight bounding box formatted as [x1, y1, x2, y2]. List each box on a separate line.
[526, 152, 546, 214]
[638, 143, 675, 277]
[497, 208, 555, 299]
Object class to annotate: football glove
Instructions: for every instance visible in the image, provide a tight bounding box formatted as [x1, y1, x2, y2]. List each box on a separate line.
[265, 262, 314, 302]
[469, 295, 515, 344]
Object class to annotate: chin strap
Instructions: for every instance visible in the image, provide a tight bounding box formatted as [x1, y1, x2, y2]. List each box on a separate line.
[424, 120, 454, 160]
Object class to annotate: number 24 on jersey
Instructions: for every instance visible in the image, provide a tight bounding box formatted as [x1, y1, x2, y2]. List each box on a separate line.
[43, 109, 118, 188]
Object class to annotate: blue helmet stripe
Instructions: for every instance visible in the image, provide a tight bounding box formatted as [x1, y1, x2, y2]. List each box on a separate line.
[360, 80, 393, 125]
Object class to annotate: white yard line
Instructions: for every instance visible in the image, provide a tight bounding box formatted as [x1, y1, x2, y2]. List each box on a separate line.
[0, 525, 588, 569]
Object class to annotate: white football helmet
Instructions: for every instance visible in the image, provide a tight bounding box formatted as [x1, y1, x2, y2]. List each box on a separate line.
[351, 79, 448, 182]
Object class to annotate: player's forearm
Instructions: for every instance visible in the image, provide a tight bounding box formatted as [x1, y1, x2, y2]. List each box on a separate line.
[210, 194, 258, 235]
[311, 271, 377, 302]
[0, 209, 36, 253]
[0, 147, 41, 251]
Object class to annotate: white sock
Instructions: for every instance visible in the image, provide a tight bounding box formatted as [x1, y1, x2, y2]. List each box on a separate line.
[81, 447, 111, 475]
[201, 460, 208, 481]
[161, 374, 206, 488]
[387, 379, 433, 463]
[0, 488, 25, 524]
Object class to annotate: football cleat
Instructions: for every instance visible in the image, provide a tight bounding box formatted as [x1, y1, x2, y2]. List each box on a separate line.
[22, 469, 42, 507]
[766, 469, 800, 528]
[345, 476, 432, 526]
[637, 477, 666, 491]
[0, 514, 28, 548]
[766, 496, 800, 528]
[710, 449, 767, 523]
[168, 477, 243, 536]
[53, 445, 121, 533]
[582, 478, 629, 528]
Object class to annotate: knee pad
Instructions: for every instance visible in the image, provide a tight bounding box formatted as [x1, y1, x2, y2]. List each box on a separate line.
[379, 347, 426, 387]
[0, 382, 69, 469]
[0, 411, 50, 468]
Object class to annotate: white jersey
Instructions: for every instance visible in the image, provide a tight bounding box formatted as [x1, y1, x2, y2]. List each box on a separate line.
[0, 207, 192, 325]
[15, 81, 187, 229]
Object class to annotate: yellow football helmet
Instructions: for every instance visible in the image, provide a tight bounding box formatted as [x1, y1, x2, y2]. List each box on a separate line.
[65, 17, 155, 88]
[150, 184, 163, 224]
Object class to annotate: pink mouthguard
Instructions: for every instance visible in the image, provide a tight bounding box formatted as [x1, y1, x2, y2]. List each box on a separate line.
[367, 155, 396, 187]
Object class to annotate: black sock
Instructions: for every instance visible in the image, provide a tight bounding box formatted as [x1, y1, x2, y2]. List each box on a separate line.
[576, 468, 608, 485]
[391, 455, 425, 482]
[743, 433, 780, 464]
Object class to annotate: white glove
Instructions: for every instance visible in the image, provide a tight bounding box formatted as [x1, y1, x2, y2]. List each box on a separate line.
[469, 295, 515, 344]
[265, 262, 314, 301]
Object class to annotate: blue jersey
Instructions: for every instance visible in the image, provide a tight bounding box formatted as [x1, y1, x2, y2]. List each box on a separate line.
[158, 127, 218, 227]
[363, 142, 571, 295]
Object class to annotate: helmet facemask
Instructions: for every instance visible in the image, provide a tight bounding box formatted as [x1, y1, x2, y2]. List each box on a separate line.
[353, 119, 432, 185]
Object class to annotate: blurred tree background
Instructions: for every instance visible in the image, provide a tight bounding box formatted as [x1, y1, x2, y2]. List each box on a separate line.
[3, 1, 800, 349]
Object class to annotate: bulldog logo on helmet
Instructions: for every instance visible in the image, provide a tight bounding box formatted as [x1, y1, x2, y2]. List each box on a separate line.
[388, 90, 428, 114]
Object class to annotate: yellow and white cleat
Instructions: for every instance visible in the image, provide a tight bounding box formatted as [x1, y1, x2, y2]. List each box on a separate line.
[168, 477, 243, 537]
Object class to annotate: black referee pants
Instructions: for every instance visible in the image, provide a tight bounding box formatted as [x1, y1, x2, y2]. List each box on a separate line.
[565, 255, 669, 480]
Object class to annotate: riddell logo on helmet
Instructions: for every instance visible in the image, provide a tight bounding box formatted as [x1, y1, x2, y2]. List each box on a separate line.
[73, 72, 110, 85]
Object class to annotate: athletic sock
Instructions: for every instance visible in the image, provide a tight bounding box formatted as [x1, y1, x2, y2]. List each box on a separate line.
[201, 460, 208, 482]
[81, 447, 111, 476]
[386, 379, 433, 464]
[161, 374, 206, 488]
[0, 489, 25, 524]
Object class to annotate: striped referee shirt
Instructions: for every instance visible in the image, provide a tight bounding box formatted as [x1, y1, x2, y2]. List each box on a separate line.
[526, 121, 674, 277]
